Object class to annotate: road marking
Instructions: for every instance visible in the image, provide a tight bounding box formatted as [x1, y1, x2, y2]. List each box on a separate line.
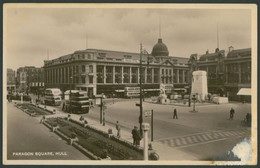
[175, 135, 247, 149]
[191, 136, 199, 143]
[186, 136, 193, 143]
[180, 137, 188, 145]
[228, 131, 238, 136]
[168, 139, 175, 147]
[196, 135, 205, 142]
[223, 132, 233, 137]
[156, 129, 251, 148]
[201, 134, 209, 141]
[226, 131, 236, 136]
[216, 132, 226, 138]
[205, 133, 214, 140]
[175, 138, 182, 146]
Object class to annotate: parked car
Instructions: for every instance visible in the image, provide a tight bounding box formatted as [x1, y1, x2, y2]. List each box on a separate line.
[11, 94, 31, 101]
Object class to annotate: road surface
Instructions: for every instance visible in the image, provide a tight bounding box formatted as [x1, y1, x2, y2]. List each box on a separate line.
[6, 102, 90, 160]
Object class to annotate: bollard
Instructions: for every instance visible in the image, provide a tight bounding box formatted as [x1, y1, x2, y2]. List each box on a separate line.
[142, 123, 150, 160]
[21, 94, 23, 104]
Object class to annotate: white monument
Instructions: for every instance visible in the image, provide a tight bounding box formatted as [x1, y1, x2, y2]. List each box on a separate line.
[191, 71, 208, 101]
[157, 84, 169, 104]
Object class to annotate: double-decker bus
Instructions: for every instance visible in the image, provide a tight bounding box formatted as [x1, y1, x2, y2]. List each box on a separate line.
[44, 88, 62, 106]
[63, 90, 90, 114]
[124, 87, 140, 98]
[124, 87, 160, 98]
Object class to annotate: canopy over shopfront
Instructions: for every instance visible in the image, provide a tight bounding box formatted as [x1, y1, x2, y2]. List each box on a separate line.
[237, 88, 251, 96]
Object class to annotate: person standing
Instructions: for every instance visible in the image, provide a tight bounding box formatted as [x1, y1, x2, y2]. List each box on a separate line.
[229, 108, 235, 120]
[132, 126, 142, 146]
[173, 108, 178, 119]
[131, 126, 138, 145]
[116, 121, 121, 138]
[135, 127, 142, 146]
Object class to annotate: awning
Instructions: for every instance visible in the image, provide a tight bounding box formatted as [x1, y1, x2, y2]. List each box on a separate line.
[237, 88, 251, 96]
[115, 90, 124, 93]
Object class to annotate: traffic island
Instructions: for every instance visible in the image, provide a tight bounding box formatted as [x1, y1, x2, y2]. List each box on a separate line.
[43, 117, 144, 160]
[14, 103, 55, 116]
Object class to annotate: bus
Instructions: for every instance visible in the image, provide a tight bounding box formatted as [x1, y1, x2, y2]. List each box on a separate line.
[44, 88, 62, 106]
[124, 87, 160, 98]
[63, 90, 90, 114]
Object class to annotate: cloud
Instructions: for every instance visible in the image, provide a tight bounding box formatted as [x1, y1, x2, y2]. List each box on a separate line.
[4, 6, 252, 70]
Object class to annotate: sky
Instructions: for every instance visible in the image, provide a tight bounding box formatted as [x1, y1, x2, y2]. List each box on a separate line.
[4, 4, 252, 70]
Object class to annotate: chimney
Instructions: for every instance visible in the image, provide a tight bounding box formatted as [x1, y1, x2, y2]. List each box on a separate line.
[229, 46, 234, 52]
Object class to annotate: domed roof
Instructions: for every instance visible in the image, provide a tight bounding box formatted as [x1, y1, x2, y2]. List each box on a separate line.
[151, 38, 169, 57]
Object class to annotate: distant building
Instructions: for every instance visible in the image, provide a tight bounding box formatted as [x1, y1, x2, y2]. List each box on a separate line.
[225, 47, 251, 101]
[16, 66, 45, 94]
[43, 38, 191, 97]
[7, 68, 16, 93]
[188, 47, 251, 101]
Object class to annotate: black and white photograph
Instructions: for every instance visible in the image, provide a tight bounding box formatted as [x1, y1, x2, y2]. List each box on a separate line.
[3, 3, 257, 165]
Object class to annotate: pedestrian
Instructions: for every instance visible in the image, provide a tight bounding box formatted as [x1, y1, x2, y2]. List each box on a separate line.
[246, 112, 251, 126]
[135, 128, 142, 146]
[173, 108, 178, 119]
[229, 107, 235, 120]
[132, 126, 138, 145]
[132, 126, 142, 146]
[116, 121, 121, 138]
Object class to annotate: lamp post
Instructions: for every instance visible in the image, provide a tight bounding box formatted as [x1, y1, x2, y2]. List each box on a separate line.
[139, 43, 143, 135]
[69, 76, 72, 114]
[100, 93, 104, 124]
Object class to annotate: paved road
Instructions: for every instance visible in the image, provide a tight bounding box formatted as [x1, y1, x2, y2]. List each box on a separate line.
[83, 99, 251, 160]
[31, 95, 252, 160]
[7, 102, 90, 160]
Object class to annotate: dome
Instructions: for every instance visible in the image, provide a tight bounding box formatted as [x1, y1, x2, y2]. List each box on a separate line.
[151, 38, 169, 57]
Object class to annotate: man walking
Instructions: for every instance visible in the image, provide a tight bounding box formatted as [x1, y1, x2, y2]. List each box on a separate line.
[173, 108, 178, 119]
[229, 107, 235, 120]
[116, 121, 121, 138]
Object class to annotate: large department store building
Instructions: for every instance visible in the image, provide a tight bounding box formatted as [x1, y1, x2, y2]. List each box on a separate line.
[43, 38, 251, 101]
[43, 38, 190, 97]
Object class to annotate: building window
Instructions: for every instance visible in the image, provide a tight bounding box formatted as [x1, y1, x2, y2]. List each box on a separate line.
[89, 76, 93, 84]
[81, 76, 85, 84]
[98, 53, 106, 57]
[124, 55, 132, 59]
[82, 65, 85, 72]
[162, 69, 164, 74]
[89, 65, 93, 73]
[76, 66, 79, 73]
[87, 54, 91, 59]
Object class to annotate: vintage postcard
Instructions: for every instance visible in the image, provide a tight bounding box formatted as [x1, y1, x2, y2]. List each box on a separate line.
[2, 3, 257, 165]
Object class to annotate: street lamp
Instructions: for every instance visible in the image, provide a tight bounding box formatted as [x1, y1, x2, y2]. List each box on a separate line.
[138, 46, 151, 135]
[139, 43, 143, 135]
[69, 76, 72, 114]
